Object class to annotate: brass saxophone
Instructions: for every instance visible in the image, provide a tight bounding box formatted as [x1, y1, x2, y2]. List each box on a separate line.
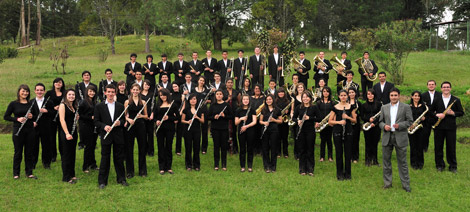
[315, 113, 331, 133]
[433, 99, 457, 128]
[256, 103, 265, 118]
[362, 111, 381, 131]
[281, 97, 294, 123]
[408, 105, 429, 134]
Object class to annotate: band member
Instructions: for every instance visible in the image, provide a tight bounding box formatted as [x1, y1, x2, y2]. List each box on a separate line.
[181, 94, 204, 171]
[409, 91, 426, 170]
[116, 80, 128, 105]
[265, 80, 277, 96]
[313, 78, 326, 99]
[4, 84, 38, 179]
[171, 82, 185, 155]
[224, 78, 240, 153]
[32, 83, 52, 169]
[259, 94, 282, 173]
[431, 81, 464, 173]
[233, 50, 247, 90]
[154, 88, 178, 175]
[240, 78, 252, 96]
[195, 76, 210, 154]
[218, 50, 232, 83]
[189, 52, 203, 83]
[290, 82, 306, 160]
[268, 45, 284, 86]
[235, 94, 257, 172]
[287, 74, 300, 96]
[78, 85, 99, 173]
[158, 54, 173, 83]
[45, 78, 65, 162]
[141, 80, 155, 156]
[182, 73, 196, 100]
[328, 89, 357, 180]
[358, 52, 378, 98]
[124, 83, 148, 178]
[75, 70, 97, 103]
[132, 70, 144, 89]
[208, 90, 233, 171]
[251, 84, 265, 154]
[339, 71, 359, 95]
[421, 80, 440, 152]
[202, 50, 218, 84]
[297, 51, 311, 87]
[94, 84, 128, 189]
[212, 72, 226, 91]
[143, 54, 158, 91]
[317, 86, 334, 162]
[373, 72, 394, 104]
[379, 87, 412, 192]
[348, 87, 361, 163]
[275, 87, 290, 158]
[98, 69, 118, 102]
[124, 53, 142, 91]
[58, 89, 79, 184]
[313, 51, 332, 87]
[336, 52, 352, 93]
[360, 89, 382, 166]
[248, 47, 265, 90]
[293, 91, 320, 176]
[173, 52, 190, 85]
[159, 74, 171, 90]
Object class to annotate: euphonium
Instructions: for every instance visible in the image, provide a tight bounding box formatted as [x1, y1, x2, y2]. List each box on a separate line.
[314, 55, 330, 74]
[291, 57, 307, 75]
[330, 54, 346, 77]
[256, 103, 265, 118]
[355, 57, 377, 81]
[362, 111, 381, 131]
[315, 113, 331, 133]
[408, 105, 429, 134]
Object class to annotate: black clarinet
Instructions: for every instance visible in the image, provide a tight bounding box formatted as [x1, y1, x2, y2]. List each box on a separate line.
[296, 108, 308, 140]
[76, 81, 84, 100]
[15, 101, 35, 136]
[101, 79, 106, 101]
[70, 103, 79, 135]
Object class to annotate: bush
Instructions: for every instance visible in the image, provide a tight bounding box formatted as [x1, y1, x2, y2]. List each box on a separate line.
[0, 46, 18, 64]
[97, 48, 108, 62]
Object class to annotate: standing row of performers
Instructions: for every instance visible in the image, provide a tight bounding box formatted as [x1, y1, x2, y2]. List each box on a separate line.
[4, 51, 463, 191]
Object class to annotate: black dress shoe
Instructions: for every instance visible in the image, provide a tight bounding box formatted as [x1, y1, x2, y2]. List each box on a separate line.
[126, 174, 134, 179]
[437, 167, 444, 172]
[99, 184, 106, 189]
[383, 184, 392, 189]
[403, 187, 411, 192]
[120, 181, 129, 186]
[78, 145, 84, 150]
[449, 168, 457, 173]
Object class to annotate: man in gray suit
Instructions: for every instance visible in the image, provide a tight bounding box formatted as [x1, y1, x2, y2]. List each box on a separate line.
[378, 87, 413, 192]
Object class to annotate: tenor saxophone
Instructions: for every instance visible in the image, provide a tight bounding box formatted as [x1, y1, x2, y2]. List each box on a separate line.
[408, 105, 429, 134]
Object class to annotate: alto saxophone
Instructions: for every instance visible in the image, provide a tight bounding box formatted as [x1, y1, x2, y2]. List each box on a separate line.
[408, 105, 429, 134]
[315, 113, 331, 133]
[362, 111, 381, 131]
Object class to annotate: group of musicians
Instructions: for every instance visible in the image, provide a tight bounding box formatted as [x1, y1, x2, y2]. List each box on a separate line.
[4, 49, 464, 192]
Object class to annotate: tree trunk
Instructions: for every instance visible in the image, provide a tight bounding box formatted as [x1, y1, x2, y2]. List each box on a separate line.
[145, 22, 150, 53]
[27, 0, 31, 45]
[20, 0, 27, 46]
[36, 0, 41, 45]
[110, 35, 116, 55]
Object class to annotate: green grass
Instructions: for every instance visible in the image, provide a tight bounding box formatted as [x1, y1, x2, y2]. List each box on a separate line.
[1, 128, 470, 211]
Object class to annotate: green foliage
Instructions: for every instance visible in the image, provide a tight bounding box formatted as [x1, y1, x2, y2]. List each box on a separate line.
[29, 46, 39, 64]
[341, 28, 378, 52]
[97, 48, 108, 62]
[0, 46, 18, 64]
[280, 37, 297, 67]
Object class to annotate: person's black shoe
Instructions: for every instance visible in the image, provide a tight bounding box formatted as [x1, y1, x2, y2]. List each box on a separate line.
[449, 168, 457, 173]
[437, 167, 444, 172]
[78, 145, 84, 150]
[120, 181, 129, 187]
[99, 184, 106, 189]
[383, 184, 392, 189]
[126, 174, 134, 179]
[403, 187, 411, 193]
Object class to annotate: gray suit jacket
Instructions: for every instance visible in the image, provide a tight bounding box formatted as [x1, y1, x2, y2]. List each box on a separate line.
[378, 102, 413, 148]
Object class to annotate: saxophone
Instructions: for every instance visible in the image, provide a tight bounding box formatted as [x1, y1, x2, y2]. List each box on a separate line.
[433, 99, 457, 129]
[315, 113, 331, 133]
[281, 97, 294, 123]
[255, 103, 265, 118]
[362, 111, 381, 131]
[408, 105, 429, 134]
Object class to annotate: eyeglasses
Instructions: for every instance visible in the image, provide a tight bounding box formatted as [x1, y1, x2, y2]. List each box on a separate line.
[441, 86, 451, 88]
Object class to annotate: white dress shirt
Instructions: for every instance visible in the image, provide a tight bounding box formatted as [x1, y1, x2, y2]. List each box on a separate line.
[443, 95, 451, 108]
[36, 97, 44, 110]
[429, 91, 435, 104]
[390, 102, 399, 132]
[273, 53, 279, 64]
[106, 99, 116, 122]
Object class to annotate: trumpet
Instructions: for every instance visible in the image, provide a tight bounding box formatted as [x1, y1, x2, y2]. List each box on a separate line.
[330, 54, 347, 77]
[433, 100, 457, 129]
[291, 57, 307, 75]
[362, 111, 381, 131]
[314, 55, 330, 74]
[255, 103, 265, 118]
[315, 113, 331, 133]
[408, 105, 428, 134]
[355, 57, 377, 81]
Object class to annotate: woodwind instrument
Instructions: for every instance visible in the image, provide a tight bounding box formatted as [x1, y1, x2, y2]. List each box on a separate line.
[103, 105, 129, 140]
[408, 105, 428, 134]
[342, 107, 346, 140]
[35, 96, 50, 123]
[187, 100, 203, 131]
[433, 100, 456, 129]
[362, 111, 381, 131]
[15, 101, 35, 136]
[281, 97, 294, 123]
[76, 81, 84, 100]
[260, 111, 273, 139]
[155, 100, 175, 133]
[296, 108, 308, 140]
[240, 105, 251, 134]
[127, 98, 151, 131]
[315, 113, 331, 133]
[70, 103, 79, 135]
[101, 79, 106, 100]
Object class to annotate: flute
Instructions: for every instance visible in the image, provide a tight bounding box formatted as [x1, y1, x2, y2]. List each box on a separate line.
[240, 105, 251, 134]
[15, 101, 35, 136]
[260, 111, 273, 139]
[103, 105, 129, 140]
[187, 100, 203, 131]
[35, 96, 50, 123]
[296, 109, 308, 140]
[155, 100, 175, 133]
[127, 98, 151, 131]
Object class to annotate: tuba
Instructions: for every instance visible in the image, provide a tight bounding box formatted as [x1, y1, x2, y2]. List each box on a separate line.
[315, 113, 331, 133]
[330, 54, 347, 77]
[408, 105, 429, 134]
[314, 55, 330, 74]
[291, 57, 307, 75]
[355, 57, 377, 81]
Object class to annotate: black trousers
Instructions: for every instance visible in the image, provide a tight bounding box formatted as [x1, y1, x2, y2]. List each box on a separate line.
[361, 77, 373, 98]
[320, 126, 333, 159]
[422, 123, 432, 152]
[212, 129, 228, 168]
[298, 75, 308, 88]
[80, 122, 98, 171]
[125, 122, 147, 176]
[364, 126, 381, 164]
[144, 120, 155, 155]
[272, 76, 285, 87]
[298, 129, 315, 173]
[12, 128, 35, 177]
[409, 129, 424, 168]
[33, 122, 51, 168]
[293, 125, 300, 158]
[333, 132, 353, 179]
[434, 128, 457, 170]
[262, 130, 279, 171]
[184, 129, 201, 169]
[253, 124, 263, 154]
[157, 125, 175, 171]
[49, 120, 61, 161]
[175, 122, 184, 154]
[351, 124, 361, 161]
[277, 123, 289, 156]
[238, 128, 254, 168]
[201, 119, 209, 153]
[229, 119, 238, 153]
[59, 131, 77, 182]
[251, 75, 264, 90]
[98, 140, 126, 185]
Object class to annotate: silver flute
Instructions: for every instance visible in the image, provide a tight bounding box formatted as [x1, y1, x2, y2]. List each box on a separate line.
[103, 105, 129, 140]
[155, 100, 175, 133]
[15, 101, 35, 136]
[127, 98, 152, 131]
[187, 100, 203, 131]
[260, 111, 273, 139]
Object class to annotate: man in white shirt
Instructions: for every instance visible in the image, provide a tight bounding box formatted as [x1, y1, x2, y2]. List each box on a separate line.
[421, 80, 440, 152]
[133, 70, 144, 88]
[76, 70, 97, 102]
[32, 83, 51, 169]
[99, 69, 118, 102]
[268, 45, 284, 87]
[373, 72, 394, 104]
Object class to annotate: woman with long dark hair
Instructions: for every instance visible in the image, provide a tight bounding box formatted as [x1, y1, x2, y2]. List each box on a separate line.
[141, 80, 155, 156]
[259, 94, 282, 173]
[275, 87, 291, 158]
[348, 87, 361, 164]
[45, 77, 65, 162]
[208, 90, 233, 171]
[329, 90, 357, 180]
[409, 91, 426, 170]
[124, 83, 148, 178]
[240, 78, 253, 96]
[235, 94, 257, 172]
[116, 80, 128, 105]
[291, 82, 306, 160]
[195, 76, 210, 154]
[360, 89, 382, 166]
[181, 93, 204, 171]
[4, 84, 38, 179]
[78, 85, 98, 173]
[317, 86, 334, 162]
[250, 84, 265, 155]
[171, 81, 185, 156]
[58, 89, 79, 184]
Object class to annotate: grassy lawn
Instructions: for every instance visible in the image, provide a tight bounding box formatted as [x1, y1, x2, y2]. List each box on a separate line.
[0, 128, 470, 211]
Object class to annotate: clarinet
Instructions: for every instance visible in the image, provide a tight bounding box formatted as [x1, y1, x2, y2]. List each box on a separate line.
[15, 101, 35, 136]
[35, 96, 50, 123]
[155, 100, 175, 133]
[342, 107, 346, 140]
[70, 103, 79, 135]
[103, 105, 129, 140]
[260, 111, 273, 139]
[127, 98, 152, 131]
[187, 100, 203, 131]
[240, 105, 251, 134]
[101, 79, 106, 100]
[52, 99, 63, 122]
[150, 86, 158, 112]
[76, 81, 84, 101]
[296, 108, 308, 140]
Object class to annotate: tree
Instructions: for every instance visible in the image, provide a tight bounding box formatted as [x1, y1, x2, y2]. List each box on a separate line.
[27, 0, 31, 45]
[36, 0, 41, 45]
[20, 0, 27, 46]
[128, 0, 158, 53]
